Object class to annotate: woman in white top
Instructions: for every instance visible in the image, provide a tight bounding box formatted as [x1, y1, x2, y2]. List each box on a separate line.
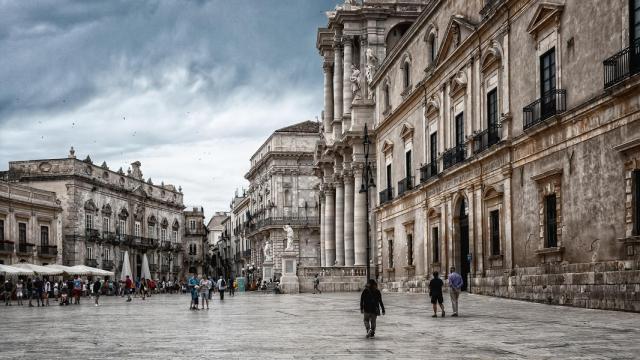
[16, 280, 23, 306]
[199, 276, 210, 310]
[43, 280, 51, 306]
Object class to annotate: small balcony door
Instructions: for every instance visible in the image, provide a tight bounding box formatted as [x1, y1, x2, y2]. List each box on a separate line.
[430, 132, 437, 164]
[386, 163, 392, 194]
[540, 48, 556, 119]
[487, 88, 499, 145]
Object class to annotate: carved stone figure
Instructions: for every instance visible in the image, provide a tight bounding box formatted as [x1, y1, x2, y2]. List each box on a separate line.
[365, 48, 378, 85]
[284, 224, 294, 250]
[350, 65, 362, 100]
[264, 240, 273, 262]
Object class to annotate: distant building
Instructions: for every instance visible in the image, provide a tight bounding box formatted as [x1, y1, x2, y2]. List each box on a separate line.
[245, 120, 322, 280]
[0, 180, 63, 266]
[230, 193, 250, 279]
[3, 148, 186, 281]
[206, 211, 229, 276]
[183, 206, 207, 275]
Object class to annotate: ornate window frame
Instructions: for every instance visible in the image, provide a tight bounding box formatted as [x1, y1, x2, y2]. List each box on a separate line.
[532, 168, 564, 263]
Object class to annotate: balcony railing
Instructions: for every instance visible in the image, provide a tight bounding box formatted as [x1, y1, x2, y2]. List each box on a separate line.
[379, 187, 394, 205]
[172, 266, 181, 274]
[604, 38, 640, 88]
[248, 216, 320, 234]
[420, 162, 438, 183]
[242, 249, 252, 258]
[173, 244, 184, 253]
[442, 144, 466, 170]
[162, 241, 173, 251]
[85, 229, 101, 242]
[38, 245, 58, 257]
[149, 264, 158, 272]
[0, 241, 15, 254]
[86, 258, 98, 267]
[480, 0, 504, 18]
[523, 89, 566, 130]
[473, 125, 502, 154]
[17, 242, 35, 255]
[102, 231, 116, 243]
[102, 260, 114, 270]
[161, 265, 170, 273]
[397, 176, 414, 197]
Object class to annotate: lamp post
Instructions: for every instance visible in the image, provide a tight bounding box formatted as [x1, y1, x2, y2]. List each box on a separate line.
[359, 123, 376, 281]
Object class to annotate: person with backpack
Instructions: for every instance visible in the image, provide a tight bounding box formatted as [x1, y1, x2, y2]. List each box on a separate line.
[429, 271, 446, 318]
[360, 279, 385, 339]
[217, 277, 227, 300]
[124, 275, 133, 302]
[313, 274, 322, 294]
[93, 277, 102, 306]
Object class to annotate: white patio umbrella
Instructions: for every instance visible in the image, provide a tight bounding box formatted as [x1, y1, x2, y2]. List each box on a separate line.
[120, 251, 132, 282]
[0, 264, 34, 276]
[46, 264, 91, 276]
[12, 263, 63, 276]
[70, 265, 114, 277]
[140, 254, 151, 280]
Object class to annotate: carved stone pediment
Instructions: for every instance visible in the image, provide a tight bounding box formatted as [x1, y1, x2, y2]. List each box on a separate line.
[434, 15, 476, 67]
[527, 3, 564, 36]
[400, 123, 414, 141]
[381, 139, 394, 154]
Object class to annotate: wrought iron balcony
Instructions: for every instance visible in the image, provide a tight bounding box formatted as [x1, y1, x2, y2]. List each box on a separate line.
[172, 266, 181, 274]
[379, 187, 394, 205]
[149, 264, 158, 272]
[442, 144, 466, 170]
[0, 241, 15, 254]
[102, 231, 116, 243]
[162, 241, 173, 251]
[480, 0, 504, 18]
[17, 242, 35, 255]
[523, 89, 566, 130]
[86, 258, 98, 267]
[242, 249, 252, 258]
[38, 245, 58, 257]
[85, 228, 100, 242]
[397, 176, 414, 197]
[102, 260, 114, 270]
[604, 38, 640, 88]
[161, 264, 170, 273]
[173, 244, 184, 253]
[473, 125, 502, 154]
[420, 162, 438, 183]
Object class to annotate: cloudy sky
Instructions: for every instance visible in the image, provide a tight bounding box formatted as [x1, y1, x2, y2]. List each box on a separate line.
[0, 0, 340, 216]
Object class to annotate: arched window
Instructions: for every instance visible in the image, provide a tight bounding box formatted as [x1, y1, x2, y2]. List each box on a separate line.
[403, 61, 411, 89]
[383, 83, 390, 111]
[428, 34, 437, 63]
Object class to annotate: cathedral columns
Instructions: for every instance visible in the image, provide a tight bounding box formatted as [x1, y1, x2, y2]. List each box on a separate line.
[324, 186, 336, 267]
[322, 59, 334, 134]
[343, 36, 353, 116]
[344, 172, 355, 266]
[335, 179, 345, 266]
[333, 39, 343, 124]
[353, 165, 367, 266]
[320, 194, 326, 267]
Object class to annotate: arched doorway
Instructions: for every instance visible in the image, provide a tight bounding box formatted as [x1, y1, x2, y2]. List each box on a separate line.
[455, 196, 470, 291]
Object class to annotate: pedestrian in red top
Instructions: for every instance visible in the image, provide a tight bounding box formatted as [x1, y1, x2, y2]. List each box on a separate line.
[125, 275, 133, 302]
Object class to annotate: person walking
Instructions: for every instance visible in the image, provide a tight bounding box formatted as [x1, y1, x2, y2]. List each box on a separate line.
[34, 277, 43, 307]
[229, 277, 235, 297]
[217, 277, 226, 300]
[448, 267, 463, 317]
[313, 274, 322, 294]
[93, 277, 102, 306]
[26, 278, 34, 307]
[199, 276, 210, 310]
[72, 275, 82, 305]
[125, 275, 133, 302]
[43, 279, 51, 306]
[428, 271, 446, 318]
[188, 274, 199, 310]
[360, 279, 385, 339]
[4, 280, 13, 306]
[15, 280, 24, 306]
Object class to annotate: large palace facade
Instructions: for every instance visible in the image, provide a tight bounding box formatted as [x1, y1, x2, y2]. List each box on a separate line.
[316, 0, 640, 311]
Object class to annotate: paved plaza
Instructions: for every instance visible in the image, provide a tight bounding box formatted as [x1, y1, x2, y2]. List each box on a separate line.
[0, 292, 639, 359]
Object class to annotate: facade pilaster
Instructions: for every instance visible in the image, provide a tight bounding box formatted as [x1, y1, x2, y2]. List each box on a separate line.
[503, 170, 513, 269]
[343, 35, 353, 116]
[320, 193, 326, 267]
[344, 172, 355, 266]
[322, 60, 334, 134]
[333, 38, 344, 123]
[335, 179, 345, 266]
[324, 186, 336, 266]
[353, 164, 367, 266]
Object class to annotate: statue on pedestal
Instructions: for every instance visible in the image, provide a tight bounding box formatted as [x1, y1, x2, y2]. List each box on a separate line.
[365, 48, 378, 85]
[264, 240, 272, 262]
[283, 224, 294, 250]
[350, 65, 362, 101]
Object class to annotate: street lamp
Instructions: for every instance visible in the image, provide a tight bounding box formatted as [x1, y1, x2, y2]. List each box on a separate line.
[359, 123, 376, 281]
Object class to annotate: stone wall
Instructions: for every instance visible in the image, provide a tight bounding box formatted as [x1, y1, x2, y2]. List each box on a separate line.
[471, 260, 640, 312]
[298, 275, 365, 293]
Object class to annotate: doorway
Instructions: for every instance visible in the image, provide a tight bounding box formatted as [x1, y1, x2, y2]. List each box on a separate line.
[456, 197, 470, 291]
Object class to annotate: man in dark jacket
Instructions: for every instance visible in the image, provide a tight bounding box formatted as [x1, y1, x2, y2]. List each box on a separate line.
[360, 279, 385, 338]
[429, 271, 445, 318]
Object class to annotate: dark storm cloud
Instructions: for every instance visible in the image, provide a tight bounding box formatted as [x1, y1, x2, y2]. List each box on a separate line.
[0, 0, 341, 213]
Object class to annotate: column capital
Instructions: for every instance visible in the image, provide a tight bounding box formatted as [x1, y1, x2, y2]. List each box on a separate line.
[342, 35, 354, 46]
[343, 171, 354, 184]
[323, 61, 334, 72]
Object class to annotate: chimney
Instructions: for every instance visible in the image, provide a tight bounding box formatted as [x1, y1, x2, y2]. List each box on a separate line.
[130, 161, 143, 180]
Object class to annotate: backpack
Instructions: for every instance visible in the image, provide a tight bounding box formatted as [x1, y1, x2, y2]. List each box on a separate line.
[221, 279, 226, 287]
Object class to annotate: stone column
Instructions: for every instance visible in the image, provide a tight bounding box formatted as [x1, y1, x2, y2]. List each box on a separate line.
[343, 36, 353, 115]
[353, 165, 367, 266]
[344, 173, 355, 266]
[474, 185, 484, 275]
[322, 61, 334, 134]
[360, 37, 368, 100]
[320, 194, 326, 267]
[333, 40, 343, 123]
[503, 171, 513, 269]
[324, 187, 336, 267]
[335, 180, 345, 266]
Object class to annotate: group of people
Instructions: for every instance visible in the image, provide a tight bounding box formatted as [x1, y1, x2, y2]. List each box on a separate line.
[359, 267, 465, 339]
[187, 275, 236, 310]
[3, 275, 94, 307]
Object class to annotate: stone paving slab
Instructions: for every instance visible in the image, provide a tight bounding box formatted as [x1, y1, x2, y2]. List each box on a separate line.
[0, 292, 638, 359]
